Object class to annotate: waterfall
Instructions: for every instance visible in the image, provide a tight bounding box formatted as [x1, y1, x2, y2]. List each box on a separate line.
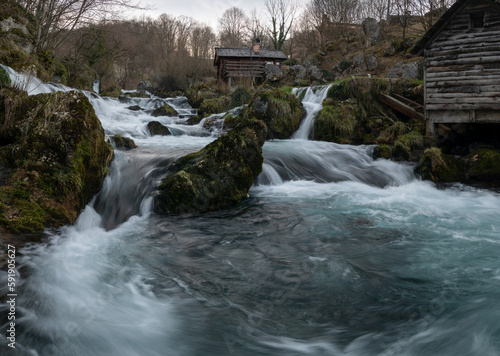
[1, 65, 500, 356]
[291, 84, 332, 140]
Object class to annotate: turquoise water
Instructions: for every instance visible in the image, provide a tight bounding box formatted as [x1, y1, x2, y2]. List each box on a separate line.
[1, 66, 500, 355]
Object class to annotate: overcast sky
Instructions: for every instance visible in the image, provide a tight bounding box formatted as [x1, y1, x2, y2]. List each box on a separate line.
[129, 0, 269, 29]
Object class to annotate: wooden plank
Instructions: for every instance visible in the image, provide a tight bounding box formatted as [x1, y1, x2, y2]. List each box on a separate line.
[427, 97, 500, 104]
[379, 93, 424, 121]
[426, 69, 500, 78]
[427, 56, 500, 67]
[426, 78, 500, 88]
[426, 85, 500, 94]
[428, 93, 500, 99]
[429, 110, 500, 124]
[432, 31, 500, 44]
[426, 103, 500, 111]
[427, 46, 500, 57]
[426, 74, 500, 83]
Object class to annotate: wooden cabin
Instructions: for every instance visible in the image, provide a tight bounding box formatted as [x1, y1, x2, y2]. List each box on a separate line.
[214, 45, 287, 85]
[411, 0, 500, 139]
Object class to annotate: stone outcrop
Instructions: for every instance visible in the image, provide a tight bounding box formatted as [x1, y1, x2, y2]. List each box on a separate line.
[109, 134, 137, 150]
[147, 121, 171, 136]
[154, 119, 267, 214]
[362, 18, 381, 47]
[415, 148, 465, 183]
[241, 88, 305, 139]
[0, 88, 113, 233]
[151, 104, 178, 117]
[387, 60, 423, 80]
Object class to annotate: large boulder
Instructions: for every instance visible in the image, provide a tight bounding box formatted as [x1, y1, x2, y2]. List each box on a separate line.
[244, 88, 305, 139]
[362, 18, 381, 46]
[147, 121, 171, 136]
[198, 95, 231, 118]
[154, 119, 267, 214]
[415, 147, 465, 182]
[387, 61, 423, 80]
[0, 89, 113, 233]
[313, 99, 357, 144]
[464, 148, 500, 181]
[151, 104, 178, 117]
[264, 63, 283, 79]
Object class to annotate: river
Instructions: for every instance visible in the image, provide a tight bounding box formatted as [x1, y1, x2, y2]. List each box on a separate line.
[1, 66, 500, 356]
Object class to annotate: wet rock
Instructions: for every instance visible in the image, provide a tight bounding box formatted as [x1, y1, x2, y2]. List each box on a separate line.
[154, 119, 267, 214]
[464, 148, 500, 181]
[147, 121, 171, 136]
[198, 96, 231, 118]
[313, 100, 357, 144]
[151, 104, 178, 117]
[127, 105, 142, 111]
[373, 145, 392, 160]
[244, 88, 305, 139]
[415, 147, 465, 182]
[0, 89, 113, 233]
[109, 134, 137, 150]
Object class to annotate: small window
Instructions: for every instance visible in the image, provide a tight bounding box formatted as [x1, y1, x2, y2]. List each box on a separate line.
[470, 13, 485, 29]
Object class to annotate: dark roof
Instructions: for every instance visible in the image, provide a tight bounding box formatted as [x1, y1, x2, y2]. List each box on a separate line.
[411, 0, 500, 55]
[214, 48, 287, 65]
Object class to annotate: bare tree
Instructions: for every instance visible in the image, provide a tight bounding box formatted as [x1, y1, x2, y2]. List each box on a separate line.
[16, 0, 145, 52]
[247, 9, 269, 48]
[190, 22, 216, 59]
[309, 0, 361, 42]
[409, 0, 453, 31]
[264, 0, 300, 51]
[218, 7, 249, 47]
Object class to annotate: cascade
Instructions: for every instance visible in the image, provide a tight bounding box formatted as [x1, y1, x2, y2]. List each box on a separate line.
[1, 65, 500, 356]
[291, 84, 332, 140]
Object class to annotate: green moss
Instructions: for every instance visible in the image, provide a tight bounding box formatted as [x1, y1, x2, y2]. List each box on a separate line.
[313, 103, 357, 144]
[0, 66, 11, 88]
[231, 87, 251, 108]
[152, 104, 178, 117]
[155, 119, 267, 214]
[198, 95, 231, 118]
[465, 148, 500, 181]
[415, 147, 465, 183]
[0, 90, 113, 233]
[392, 131, 425, 161]
[373, 144, 392, 160]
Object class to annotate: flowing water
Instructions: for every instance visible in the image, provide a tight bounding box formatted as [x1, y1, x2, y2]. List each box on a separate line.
[1, 66, 500, 356]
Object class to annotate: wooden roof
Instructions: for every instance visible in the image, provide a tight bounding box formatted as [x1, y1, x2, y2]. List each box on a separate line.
[411, 0, 500, 55]
[214, 48, 287, 66]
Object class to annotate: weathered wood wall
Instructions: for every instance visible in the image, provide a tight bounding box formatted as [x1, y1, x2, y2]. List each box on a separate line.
[425, 0, 500, 129]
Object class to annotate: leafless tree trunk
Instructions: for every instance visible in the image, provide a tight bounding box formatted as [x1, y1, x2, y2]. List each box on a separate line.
[218, 7, 249, 48]
[265, 0, 300, 51]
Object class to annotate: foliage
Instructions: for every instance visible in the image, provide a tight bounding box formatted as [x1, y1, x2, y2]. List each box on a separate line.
[230, 87, 252, 108]
[0, 67, 11, 88]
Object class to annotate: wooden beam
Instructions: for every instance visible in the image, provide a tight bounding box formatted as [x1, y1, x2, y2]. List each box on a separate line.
[379, 93, 425, 121]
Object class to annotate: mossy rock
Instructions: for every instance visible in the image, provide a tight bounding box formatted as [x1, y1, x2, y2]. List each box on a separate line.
[313, 101, 357, 143]
[155, 119, 267, 214]
[464, 148, 500, 181]
[415, 147, 465, 183]
[147, 121, 171, 136]
[0, 66, 11, 88]
[230, 87, 252, 108]
[151, 104, 177, 117]
[198, 96, 231, 118]
[110, 134, 137, 150]
[100, 87, 122, 98]
[242, 88, 305, 139]
[392, 131, 425, 161]
[185, 84, 218, 108]
[186, 116, 202, 125]
[0, 89, 113, 233]
[373, 144, 392, 160]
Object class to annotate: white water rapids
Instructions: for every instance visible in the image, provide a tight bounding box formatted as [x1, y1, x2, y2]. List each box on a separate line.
[1, 66, 500, 356]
